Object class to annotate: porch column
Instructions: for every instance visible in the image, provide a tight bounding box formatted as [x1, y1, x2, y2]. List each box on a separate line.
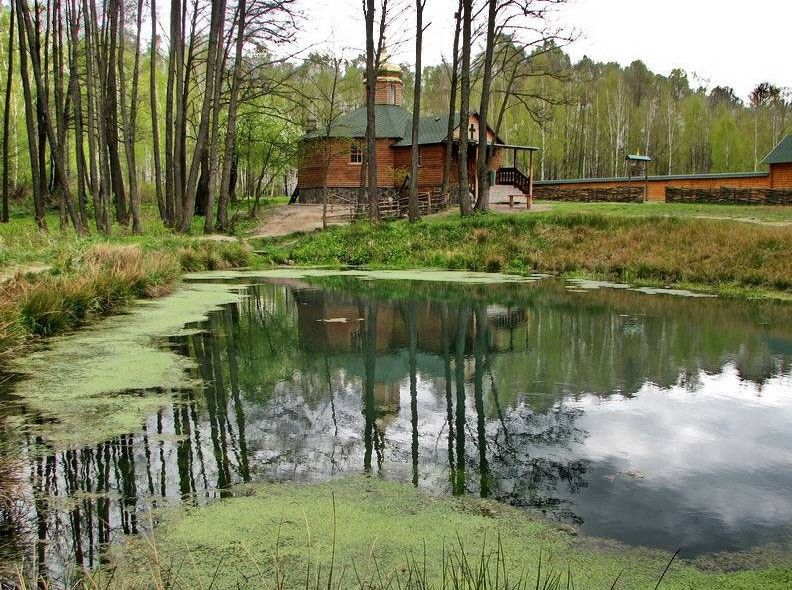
[527, 150, 534, 209]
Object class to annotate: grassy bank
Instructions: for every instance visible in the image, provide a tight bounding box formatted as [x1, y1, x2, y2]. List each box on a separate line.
[255, 210, 792, 298]
[527, 201, 792, 223]
[94, 478, 791, 589]
[0, 208, 255, 361]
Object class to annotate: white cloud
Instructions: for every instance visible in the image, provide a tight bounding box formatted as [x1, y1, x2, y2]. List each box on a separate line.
[300, 0, 792, 100]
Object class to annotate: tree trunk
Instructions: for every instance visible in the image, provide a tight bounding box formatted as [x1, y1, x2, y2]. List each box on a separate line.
[2, 0, 16, 222]
[106, 0, 128, 225]
[474, 0, 496, 212]
[441, 0, 461, 199]
[204, 7, 228, 235]
[164, 0, 180, 226]
[14, 0, 45, 229]
[118, 0, 143, 234]
[407, 0, 425, 223]
[149, 0, 166, 223]
[195, 150, 209, 216]
[34, 0, 48, 209]
[85, 0, 111, 233]
[456, 0, 472, 215]
[17, 0, 84, 233]
[66, 0, 90, 229]
[217, 0, 247, 232]
[363, 0, 380, 222]
[180, 0, 225, 232]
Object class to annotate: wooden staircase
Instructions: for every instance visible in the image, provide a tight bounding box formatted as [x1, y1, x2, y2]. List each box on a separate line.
[495, 167, 532, 195]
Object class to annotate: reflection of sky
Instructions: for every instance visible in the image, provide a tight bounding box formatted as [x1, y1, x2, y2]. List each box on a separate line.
[570, 365, 792, 481]
[12, 282, 792, 580]
[233, 358, 792, 556]
[559, 365, 792, 554]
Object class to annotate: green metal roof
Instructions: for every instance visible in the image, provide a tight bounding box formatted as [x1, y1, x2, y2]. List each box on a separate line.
[626, 154, 652, 162]
[762, 135, 792, 165]
[303, 108, 522, 148]
[392, 113, 461, 147]
[303, 105, 412, 140]
[533, 171, 769, 186]
[303, 108, 463, 146]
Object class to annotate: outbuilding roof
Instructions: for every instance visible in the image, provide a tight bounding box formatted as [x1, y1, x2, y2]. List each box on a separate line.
[762, 135, 792, 165]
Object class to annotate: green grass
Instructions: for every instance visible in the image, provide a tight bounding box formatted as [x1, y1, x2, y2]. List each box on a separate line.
[254, 209, 792, 299]
[0, 197, 280, 273]
[531, 201, 792, 223]
[93, 478, 792, 590]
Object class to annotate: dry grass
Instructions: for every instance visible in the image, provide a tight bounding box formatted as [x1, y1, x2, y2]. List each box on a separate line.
[259, 213, 792, 296]
[0, 241, 253, 361]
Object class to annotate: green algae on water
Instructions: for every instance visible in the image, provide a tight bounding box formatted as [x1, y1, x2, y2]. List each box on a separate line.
[9, 283, 245, 449]
[103, 477, 792, 590]
[184, 267, 544, 284]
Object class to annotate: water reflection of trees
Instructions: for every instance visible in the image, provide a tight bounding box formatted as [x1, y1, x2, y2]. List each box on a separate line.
[6, 278, 792, 585]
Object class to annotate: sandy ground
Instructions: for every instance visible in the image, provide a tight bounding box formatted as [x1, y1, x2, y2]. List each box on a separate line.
[254, 204, 350, 238]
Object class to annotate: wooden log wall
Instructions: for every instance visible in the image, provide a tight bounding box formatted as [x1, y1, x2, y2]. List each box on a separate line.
[666, 187, 792, 205]
[533, 186, 644, 203]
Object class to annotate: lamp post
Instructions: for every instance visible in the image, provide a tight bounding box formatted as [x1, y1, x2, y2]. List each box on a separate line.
[626, 154, 652, 202]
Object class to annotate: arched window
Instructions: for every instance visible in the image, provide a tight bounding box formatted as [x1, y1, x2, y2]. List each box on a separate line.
[388, 84, 396, 104]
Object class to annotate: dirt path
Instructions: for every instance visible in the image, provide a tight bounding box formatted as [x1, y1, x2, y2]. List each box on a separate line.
[690, 214, 792, 227]
[253, 204, 349, 238]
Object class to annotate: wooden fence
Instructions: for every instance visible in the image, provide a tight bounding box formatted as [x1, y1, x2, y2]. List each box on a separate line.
[666, 187, 792, 205]
[323, 189, 451, 227]
[533, 186, 644, 203]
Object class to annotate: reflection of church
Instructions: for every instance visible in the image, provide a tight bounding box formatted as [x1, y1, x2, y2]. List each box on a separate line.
[292, 287, 532, 430]
[294, 288, 531, 356]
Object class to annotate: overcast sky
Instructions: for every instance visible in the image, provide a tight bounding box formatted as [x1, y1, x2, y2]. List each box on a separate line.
[300, 0, 792, 100]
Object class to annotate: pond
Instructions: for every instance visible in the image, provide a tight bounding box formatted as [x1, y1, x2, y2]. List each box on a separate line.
[2, 271, 792, 584]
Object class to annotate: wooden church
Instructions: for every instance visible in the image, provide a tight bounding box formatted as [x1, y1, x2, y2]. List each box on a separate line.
[294, 57, 538, 204]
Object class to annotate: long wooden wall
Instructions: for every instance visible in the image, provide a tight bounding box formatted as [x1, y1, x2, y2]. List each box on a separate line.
[535, 174, 771, 202]
[667, 187, 792, 205]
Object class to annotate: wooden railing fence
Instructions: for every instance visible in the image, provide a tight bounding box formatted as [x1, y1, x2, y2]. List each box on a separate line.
[322, 189, 451, 227]
[496, 167, 532, 194]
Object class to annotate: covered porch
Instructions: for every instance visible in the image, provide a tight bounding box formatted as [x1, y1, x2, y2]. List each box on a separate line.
[458, 140, 539, 207]
[492, 144, 539, 207]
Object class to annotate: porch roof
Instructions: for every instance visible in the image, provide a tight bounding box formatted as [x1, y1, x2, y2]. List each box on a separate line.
[493, 143, 540, 151]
